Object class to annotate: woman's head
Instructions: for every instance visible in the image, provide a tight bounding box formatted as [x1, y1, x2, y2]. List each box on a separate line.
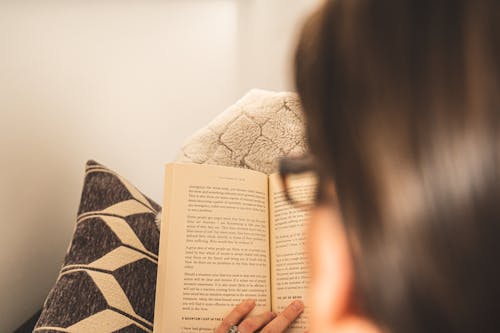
[296, 1, 500, 332]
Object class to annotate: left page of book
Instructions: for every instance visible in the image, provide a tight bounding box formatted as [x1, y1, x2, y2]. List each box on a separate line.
[154, 163, 271, 333]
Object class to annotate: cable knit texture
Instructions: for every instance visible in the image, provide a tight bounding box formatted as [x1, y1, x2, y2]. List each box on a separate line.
[175, 89, 307, 174]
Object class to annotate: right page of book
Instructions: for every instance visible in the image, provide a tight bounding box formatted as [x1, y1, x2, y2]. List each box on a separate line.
[268, 172, 315, 332]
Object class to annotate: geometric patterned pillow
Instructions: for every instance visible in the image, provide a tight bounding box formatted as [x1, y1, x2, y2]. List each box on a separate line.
[34, 160, 160, 333]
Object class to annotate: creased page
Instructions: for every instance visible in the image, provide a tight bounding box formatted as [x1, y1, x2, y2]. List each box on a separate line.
[154, 163, 271, 333]
[269, 172, 315, 333]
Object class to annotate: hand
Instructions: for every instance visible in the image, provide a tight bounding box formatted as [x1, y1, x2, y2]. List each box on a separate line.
[215, 299, 304, 333]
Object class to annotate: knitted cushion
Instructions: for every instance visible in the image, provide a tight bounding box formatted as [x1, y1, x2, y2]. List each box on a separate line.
[34, 161, 160, 333]
[175, 89, 306, 174]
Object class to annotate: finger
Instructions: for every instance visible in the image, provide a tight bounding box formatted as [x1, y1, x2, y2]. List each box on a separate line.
[238, 311, 276, 333]
[215, 299, 256, 333]
[261, 300, 304, 333]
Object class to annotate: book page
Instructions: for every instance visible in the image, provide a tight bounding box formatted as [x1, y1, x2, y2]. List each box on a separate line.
[269, 172, 315, 333]
[154, 163, 271, 333]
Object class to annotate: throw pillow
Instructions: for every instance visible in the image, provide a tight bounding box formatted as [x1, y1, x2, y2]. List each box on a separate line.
[34, 160, 160, 333]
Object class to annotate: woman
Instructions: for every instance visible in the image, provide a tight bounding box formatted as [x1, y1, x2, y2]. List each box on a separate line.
[217, 0, 500, 332]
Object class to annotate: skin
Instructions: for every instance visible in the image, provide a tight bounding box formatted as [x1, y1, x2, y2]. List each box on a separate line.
[217, 200, 381, 333]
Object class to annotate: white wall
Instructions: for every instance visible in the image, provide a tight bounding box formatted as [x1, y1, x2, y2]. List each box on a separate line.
[0, 0, 319, 331]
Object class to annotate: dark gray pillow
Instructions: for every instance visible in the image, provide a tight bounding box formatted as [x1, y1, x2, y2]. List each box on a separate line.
[34, 160, 160, 333]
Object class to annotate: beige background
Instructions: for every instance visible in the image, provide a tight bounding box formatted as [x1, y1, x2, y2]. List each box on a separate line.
[0, 0, 319, 331]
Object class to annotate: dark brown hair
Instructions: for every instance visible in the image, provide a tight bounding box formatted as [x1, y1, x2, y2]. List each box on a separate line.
[295, 1, 500, 332]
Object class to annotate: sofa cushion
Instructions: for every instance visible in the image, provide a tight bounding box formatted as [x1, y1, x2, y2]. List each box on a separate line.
[34, 160, 160, 333]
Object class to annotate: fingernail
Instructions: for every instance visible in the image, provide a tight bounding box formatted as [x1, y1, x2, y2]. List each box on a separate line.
[292, 300, 304, 311]
[245, 299, 255, 307]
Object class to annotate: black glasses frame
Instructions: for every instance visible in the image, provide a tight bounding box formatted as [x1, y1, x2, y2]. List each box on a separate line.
[278, 154, 327, 209]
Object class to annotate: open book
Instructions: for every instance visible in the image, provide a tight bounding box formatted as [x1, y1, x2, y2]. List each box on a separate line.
[154, 163, 314, 333]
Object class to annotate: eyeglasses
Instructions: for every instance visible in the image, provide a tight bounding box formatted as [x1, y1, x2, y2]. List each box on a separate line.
[278, 154, 331, 210]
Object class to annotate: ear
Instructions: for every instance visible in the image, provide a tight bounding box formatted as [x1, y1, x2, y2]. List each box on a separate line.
[307, 206, 380, 333]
